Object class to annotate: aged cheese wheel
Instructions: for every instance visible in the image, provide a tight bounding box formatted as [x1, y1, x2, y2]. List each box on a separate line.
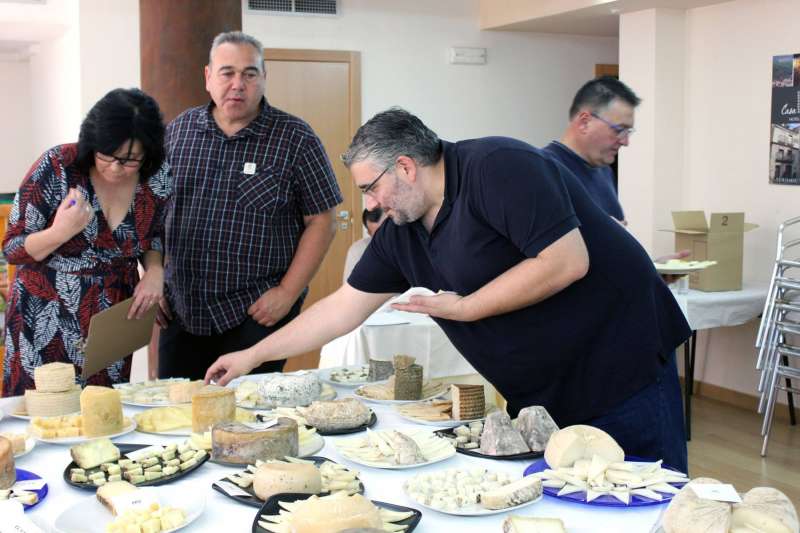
[192, 385, 236, 433]
[661, 478, 731, 533]
[0, 436, 16, 490]
[211, 418, 299, 464]
[253, 462, 321, 501]
[731, 487, 799, 533]
[24, 384, 81, 417]
[80, 386, 124, 437]
[33, 362, 76, 392]
[543, 425, 624, 468]
[168, 380, 204, 404]
[287, 493, 384, 533]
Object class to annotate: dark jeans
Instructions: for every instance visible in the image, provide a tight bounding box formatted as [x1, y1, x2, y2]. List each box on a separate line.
[158, 299, 302, 381]
[586, 350, 688, 473]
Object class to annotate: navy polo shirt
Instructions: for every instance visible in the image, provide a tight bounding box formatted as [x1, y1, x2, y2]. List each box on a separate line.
[349, 137, 690, 426]
[543, 141, 625, 222]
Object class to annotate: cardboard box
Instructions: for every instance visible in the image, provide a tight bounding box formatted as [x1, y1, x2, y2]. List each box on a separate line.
[663, 211, 757, 292]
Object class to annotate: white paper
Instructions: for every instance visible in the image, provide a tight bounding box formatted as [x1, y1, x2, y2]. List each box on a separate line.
[111, 487, 160, 514]
[214, 481, 252, 498]
[126, 445, 165, 461]
[244, 419, 279, 430]
[0, 500, 44, 533]
[243, 162, 256, 175]
[12, 479, 46, 491]
[691, 483, 742, 503]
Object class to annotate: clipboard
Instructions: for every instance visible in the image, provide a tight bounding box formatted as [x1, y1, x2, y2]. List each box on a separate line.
[81, 297, 158, 379]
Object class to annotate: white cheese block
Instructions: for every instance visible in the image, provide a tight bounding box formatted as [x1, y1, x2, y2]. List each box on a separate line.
[731, 487, 799, 533]
[543, 425, 624, 468]
[480, 475, 543, 510]
[661, 478, 731, 533]
[502, 516, 566, 533]
[253, 462, 321, 501]
[34, 362, 76, 392]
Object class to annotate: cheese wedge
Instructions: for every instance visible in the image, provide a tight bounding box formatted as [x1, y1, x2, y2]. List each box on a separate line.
[480, 475, 543, 510]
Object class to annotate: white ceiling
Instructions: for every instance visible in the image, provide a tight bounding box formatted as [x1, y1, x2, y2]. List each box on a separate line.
[483, 0, 734, 36]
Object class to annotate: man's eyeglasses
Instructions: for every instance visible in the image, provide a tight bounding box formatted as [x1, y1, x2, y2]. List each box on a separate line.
[359, 163, 394, 196]
[590, 112, 635, 139]
[95, 152, 145, 168]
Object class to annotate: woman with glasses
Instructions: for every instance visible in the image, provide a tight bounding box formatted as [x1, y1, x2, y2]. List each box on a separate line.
[1, 88, 171, 396]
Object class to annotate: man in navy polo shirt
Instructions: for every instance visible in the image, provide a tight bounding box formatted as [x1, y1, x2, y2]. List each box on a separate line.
[206, 108, 692, 472]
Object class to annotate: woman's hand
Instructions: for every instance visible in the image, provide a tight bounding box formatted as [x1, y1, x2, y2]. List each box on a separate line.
[129, 266, 164, 319]
[51, 189, 93, 242]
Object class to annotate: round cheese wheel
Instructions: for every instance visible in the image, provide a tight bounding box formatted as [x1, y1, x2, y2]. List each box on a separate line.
[662, 478, 731, 533]
[732, 487, 799, 533]
[543, 424, 624, 468]
[253, 462, 321, 501]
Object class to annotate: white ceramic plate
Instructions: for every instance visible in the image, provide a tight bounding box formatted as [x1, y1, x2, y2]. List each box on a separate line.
[135, 426, 192, 437]
[32, 418, 137, 445]
[393, 409, 484, 428]
[316, 366, 371, 387]
[53, 486, 205, 533]
[115, 378, 190, 408]
[13, 436, 36, 459]
[354, 384, 447, 405]
[334, 429, 456, 469]
[403, 486, 542, 516]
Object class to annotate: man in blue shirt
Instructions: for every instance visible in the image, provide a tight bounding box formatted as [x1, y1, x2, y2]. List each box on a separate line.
[206, 108, 691, 472]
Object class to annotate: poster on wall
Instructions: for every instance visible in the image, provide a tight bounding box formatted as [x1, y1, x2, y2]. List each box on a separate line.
[770, 54, 800, 185]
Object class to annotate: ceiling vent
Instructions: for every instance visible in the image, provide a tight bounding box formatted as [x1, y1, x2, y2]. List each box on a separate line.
[248, 0, 338, 16]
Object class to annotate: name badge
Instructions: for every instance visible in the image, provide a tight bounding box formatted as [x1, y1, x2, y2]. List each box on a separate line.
[243, 162, 257, 175]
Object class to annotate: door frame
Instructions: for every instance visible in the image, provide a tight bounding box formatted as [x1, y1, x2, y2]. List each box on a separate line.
[263, 48, 362, 244]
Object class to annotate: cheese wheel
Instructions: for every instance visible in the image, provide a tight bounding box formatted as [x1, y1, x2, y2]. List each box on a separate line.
[287, 493, 383, 533]
[34, 362, 76, 392]
[168, 380, 204, 404]
[662, 478, 731, 533]
[211, 418, 298, 464]
[24, 384, 81, 417]
[543, 425, 624, 468]
[0, 436, 16, 490]
[192, 385, 235, 433]
[731, 487, 799, 533]
[80, 386, 124, 437]
[253, 462, 321, 500]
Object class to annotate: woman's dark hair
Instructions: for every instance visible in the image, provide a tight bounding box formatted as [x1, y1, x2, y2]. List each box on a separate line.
[76, 88, 165, 180]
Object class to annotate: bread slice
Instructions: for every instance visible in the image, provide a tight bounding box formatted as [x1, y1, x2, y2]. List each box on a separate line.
[96, 480, 138, 515]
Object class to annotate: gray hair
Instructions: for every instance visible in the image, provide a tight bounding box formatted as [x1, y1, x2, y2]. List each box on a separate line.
[341, 107, 442, 169]
[209, 31, 265, 71]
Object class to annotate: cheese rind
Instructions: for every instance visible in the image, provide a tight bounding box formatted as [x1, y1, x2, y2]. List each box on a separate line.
[24, 385, 81, 417]
[211, 418, 299, 464]
[253, 462, 321, 500]
[0, 437, 16, 490]
[96, 480, 138, 515]
[80, 386, 124, 437]
[192, 385, 236, 432]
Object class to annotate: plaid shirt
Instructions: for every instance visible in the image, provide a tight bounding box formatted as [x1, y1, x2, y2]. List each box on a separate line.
[164, 100, 342, 335]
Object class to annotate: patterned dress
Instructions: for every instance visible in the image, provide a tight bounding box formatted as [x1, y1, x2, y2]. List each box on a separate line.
[2, 144, 171, 396]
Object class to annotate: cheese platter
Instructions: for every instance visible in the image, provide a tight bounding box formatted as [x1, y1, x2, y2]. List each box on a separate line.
[212, 455, 364, 508]
[316, 365, 370, 387]
[113, 378, 192, 407]
[0, 469, 49, 511]
[252, 492, 422, 533]
[334, 428, 456, 469]
[31, 417, 137, 445]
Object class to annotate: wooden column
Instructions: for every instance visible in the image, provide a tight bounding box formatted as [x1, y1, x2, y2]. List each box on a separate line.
[139, 0, 242, 123]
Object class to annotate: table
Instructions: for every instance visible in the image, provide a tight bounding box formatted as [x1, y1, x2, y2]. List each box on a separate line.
[670, 281, 769, 439]
[0, 386, 665, 533]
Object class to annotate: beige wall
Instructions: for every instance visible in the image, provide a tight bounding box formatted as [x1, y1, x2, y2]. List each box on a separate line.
[244, 0, 619, 148]
[0, 60, 34, 191]
[620, 0, 800, 402]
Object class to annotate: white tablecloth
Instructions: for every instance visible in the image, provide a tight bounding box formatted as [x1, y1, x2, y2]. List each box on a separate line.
[319, 297, 477, 379]
[0, 387, 664, 533]
[670, 281, 768, 330]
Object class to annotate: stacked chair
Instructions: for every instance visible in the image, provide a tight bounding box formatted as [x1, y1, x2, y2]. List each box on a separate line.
[755, 215, 800, 456]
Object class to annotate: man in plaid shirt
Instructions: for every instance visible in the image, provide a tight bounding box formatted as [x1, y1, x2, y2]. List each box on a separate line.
[156, 31, 342, 380]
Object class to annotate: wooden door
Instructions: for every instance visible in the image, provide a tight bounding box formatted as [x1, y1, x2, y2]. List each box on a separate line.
[263, 49, 361, 371]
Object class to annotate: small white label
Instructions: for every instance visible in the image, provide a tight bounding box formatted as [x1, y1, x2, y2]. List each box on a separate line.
[243, 162, 256, 175]
[111, 487, 160, 515]
[12, 479, 46, 491]
[0, 500, 45, 533]
[691, 483, 742, 503]
[244, 418, 279, 430]
[126, 445, 165, 461]
[214, 481, 252, 498]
